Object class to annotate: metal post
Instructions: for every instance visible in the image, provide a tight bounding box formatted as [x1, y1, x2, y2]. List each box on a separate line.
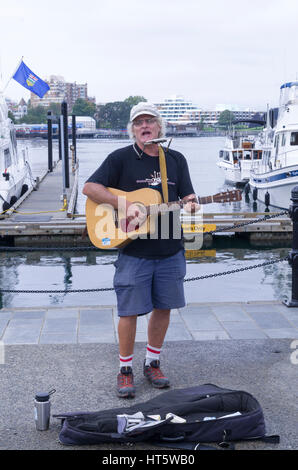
[47, 111, 53, 172]
[72, 114, 77, 164]
[58, 118, 62, 161]
[60, 115, 66, 196]
[61, 101, 70, 188]
[284, 186, 298, 307]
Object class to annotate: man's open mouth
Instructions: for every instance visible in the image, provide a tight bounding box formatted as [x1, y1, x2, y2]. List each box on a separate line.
[142, 130, 151, 137]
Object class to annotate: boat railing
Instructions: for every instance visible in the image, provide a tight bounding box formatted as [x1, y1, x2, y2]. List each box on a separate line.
[250, 161, 268, 174]
[274, 147, 298, 163]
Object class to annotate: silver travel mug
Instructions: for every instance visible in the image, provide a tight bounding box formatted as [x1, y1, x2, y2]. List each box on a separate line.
[34, 389, 56, 431]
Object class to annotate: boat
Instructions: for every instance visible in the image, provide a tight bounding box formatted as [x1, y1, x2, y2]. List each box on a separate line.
[0, 92, 34, 214]
[217, 127, 264, 185]
[249, 82, 298, 209]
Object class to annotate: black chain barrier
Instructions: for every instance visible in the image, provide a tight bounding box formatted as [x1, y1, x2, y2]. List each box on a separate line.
[0, 210, 290, 293]
[205, 209, 290, 235]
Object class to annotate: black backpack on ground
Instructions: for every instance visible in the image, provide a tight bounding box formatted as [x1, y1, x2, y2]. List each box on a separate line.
[54, 384, 279, 450]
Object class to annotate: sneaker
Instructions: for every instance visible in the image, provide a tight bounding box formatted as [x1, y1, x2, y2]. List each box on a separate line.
[117, 366, 135, 398]
[143, 360, 170, 388]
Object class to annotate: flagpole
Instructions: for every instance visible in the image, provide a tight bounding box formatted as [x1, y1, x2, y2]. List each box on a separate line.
[2, 56, 24, 93]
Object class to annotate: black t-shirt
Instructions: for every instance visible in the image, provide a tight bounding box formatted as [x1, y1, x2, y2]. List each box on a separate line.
[86, 143, 195, 258]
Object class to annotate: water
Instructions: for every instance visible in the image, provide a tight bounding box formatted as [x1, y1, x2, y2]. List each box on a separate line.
[0, 137, 292, 309]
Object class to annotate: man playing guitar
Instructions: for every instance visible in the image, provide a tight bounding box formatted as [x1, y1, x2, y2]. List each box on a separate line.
[83, 102, 199, 398]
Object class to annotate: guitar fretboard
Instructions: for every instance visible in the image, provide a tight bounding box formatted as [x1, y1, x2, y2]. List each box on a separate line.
[145, 198, 201, 215]
[198, 196, 213, 204]
[133, 190, 239, 216]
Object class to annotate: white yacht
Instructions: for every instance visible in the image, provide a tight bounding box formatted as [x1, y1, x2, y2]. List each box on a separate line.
[249, 82, 298, 209]
[0, 92, 34, 215]
[217, 129, 264, 185]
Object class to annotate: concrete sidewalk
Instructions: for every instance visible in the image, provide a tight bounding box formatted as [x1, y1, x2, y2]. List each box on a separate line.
[0, 301, 297, 451]
[0, 339, 297, 451]
[0, 301, 298, 345]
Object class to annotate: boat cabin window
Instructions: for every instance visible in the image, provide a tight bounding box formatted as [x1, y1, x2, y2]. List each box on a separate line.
[232, 151, 238, 163]
[219, 150, 223, 158]
[253, 150, 262, 160]
[4, 148, 12, 169]
[223, 151, 230, 161]
[244, 151, 251, 160]
[281, 133, 286, 146]
[274, 134, 280, 147]
[290, 132, 298, 145]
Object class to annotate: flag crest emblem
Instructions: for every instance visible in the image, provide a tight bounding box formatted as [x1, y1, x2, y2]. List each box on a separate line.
[26, 73, 38, 87]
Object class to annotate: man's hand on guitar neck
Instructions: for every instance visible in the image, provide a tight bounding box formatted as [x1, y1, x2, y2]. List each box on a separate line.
[182, 194, 200, 214]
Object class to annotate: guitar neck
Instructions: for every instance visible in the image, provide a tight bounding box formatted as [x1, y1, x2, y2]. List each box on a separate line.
[197, 195, 214, 204]
[146, 196, 210, 215]
[143, 190, 239, 215]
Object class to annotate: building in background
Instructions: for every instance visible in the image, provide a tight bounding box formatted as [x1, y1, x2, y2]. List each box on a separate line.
[154, 95, 261, 126]
[154, 95, 203, 125]
[30, 75, 95, 110]
[6, 98, 28, 120]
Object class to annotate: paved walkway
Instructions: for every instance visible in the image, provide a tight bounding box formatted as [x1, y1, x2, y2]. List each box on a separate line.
[1, 301, 298, 345]
[1, 301, 298, 450]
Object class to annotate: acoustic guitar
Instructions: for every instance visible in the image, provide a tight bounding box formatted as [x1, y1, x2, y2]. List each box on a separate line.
[85, 187, 241, 250]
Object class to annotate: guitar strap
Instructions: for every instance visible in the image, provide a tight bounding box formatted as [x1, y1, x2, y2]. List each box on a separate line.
[158, 145, 169, 203]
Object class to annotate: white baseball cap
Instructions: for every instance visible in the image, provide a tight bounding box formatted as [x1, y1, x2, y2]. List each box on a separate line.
[130, 102, 160, 122]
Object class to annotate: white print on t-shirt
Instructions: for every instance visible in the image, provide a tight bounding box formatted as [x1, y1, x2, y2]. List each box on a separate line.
[136, 171, 175, 187]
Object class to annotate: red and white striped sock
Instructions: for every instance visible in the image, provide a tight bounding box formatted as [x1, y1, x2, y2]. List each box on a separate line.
[145, 344, 162, 366]
[119, 354, 133, 370]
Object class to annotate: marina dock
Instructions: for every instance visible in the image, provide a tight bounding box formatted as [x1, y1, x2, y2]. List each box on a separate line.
[0, 158, 81, 247]
[0, 157, 293, 248]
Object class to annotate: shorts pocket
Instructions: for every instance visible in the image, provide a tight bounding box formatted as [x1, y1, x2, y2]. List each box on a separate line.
[113, 254, 137, 288]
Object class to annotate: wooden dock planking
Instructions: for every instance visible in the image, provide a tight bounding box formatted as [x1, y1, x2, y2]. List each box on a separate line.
[0, 159, 80, 245]
[2, 159, 78, 220]
[0, 164, 293, 246]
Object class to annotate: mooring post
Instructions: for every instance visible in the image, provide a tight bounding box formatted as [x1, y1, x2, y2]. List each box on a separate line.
[72, 114, 77, 165]
[61, 101, 70, 189]
[47, 111, 53, 172]
[284, 186, 298, 307]
[58, 117, 62, 161]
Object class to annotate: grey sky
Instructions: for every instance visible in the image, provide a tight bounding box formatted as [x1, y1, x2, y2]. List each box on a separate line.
[1, 0, 298, 111]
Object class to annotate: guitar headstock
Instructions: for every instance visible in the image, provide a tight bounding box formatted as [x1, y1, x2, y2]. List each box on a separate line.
[213, 189, 242, 203]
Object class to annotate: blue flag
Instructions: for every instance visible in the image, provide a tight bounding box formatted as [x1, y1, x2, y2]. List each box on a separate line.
[13, 61, 50, 98]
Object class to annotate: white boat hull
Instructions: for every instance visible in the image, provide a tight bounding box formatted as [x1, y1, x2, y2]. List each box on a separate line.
[217, 162, 244, 184]
[249, 165, 298, 209]
[0, 92, 34, 215]
[0, 169, 30, 212]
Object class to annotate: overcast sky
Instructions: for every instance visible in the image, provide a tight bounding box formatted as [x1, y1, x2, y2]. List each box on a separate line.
[1, 0, 298, 111]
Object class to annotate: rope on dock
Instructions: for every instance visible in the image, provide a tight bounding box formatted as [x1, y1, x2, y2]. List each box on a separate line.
[0, 256, 288, 293]
[0, 205, 67, 217]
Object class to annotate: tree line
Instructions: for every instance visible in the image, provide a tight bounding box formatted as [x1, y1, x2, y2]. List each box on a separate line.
[11, 98, 264, 130]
